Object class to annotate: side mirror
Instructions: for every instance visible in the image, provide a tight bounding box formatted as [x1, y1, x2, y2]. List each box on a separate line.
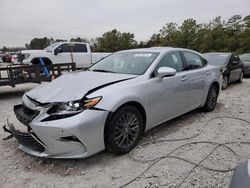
[54, 48, 62, 55]
[157, 67, 176, 79]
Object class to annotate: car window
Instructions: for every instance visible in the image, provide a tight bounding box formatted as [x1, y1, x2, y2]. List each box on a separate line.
[154, 52, 184, 76]
[183, 52, 205, 70]
[228, 55, 234, 64]
[57, 44, 71, 53]
[73, 44, 87, 53]
[233, 55, 240, 61]
[44, 42, 61, 51]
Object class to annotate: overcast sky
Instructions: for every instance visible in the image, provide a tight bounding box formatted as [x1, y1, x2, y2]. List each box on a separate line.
[0, 0, 249, 47]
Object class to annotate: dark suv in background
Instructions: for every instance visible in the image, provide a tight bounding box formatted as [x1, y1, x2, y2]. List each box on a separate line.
[239, 53, 250, 77]
[203, 53, 243, 89]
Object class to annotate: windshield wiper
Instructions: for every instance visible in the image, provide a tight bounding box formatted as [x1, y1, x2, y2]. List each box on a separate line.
[91, 69, 115, 73]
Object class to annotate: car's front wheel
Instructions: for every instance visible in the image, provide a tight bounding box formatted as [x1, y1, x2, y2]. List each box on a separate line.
[203, 84, 219, 112]
[105, 105, 144, 154]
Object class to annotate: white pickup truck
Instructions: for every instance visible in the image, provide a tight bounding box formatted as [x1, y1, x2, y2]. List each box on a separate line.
[15, 42, 111, 68]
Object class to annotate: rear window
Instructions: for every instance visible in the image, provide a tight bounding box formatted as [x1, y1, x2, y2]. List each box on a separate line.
[183, 51, 205, 70]
[73, 44, 87, 53]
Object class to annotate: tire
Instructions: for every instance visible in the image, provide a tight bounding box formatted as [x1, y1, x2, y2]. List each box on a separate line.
[237, 70, 243, 83]
[203, 84, 219, 112]
[222, 75, 229, 90]
[105, 105, 144, 154]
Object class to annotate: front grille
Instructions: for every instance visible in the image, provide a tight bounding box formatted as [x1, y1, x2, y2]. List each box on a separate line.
[9, 126, 45, 152]
[14, 104, 39, 126]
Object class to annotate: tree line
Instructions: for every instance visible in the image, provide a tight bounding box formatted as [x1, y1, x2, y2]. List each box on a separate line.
[1, 14, 250, 54]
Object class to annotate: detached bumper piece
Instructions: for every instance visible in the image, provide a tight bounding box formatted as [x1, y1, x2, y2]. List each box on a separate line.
[14, 104, 39, 127]
[3, 121, 46, 153]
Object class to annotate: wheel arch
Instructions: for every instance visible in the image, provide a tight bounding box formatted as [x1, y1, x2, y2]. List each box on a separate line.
[31, 57, 52, 65]
[201, 81, 220, 107]
[211, 81, 220, 93]
[104, 101, 147, 144]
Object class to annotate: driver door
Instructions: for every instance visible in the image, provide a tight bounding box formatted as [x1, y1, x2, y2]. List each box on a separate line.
[147, 51, 190, 128]
[52, 43, 71, 64]
[228, 55, 242, 82]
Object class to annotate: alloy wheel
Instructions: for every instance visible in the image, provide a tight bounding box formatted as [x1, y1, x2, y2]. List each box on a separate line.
[114, 112, 140, 149]
[207, 87, 217, 109]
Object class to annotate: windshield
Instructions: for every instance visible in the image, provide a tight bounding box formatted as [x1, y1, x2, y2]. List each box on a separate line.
[89, 52, 159, 75]
[203, 53, 230, 65]
[239, 54, 250, 62]
[44, 42, 61, 51]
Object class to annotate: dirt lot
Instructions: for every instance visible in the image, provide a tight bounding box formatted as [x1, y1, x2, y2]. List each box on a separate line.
[0, 79, 250, 188]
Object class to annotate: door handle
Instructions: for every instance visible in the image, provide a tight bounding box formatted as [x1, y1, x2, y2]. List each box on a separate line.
[181, 76, 187, 81]
[206, 71, 210, 75]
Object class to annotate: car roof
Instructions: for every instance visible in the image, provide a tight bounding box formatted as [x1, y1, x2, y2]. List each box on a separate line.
[240, 53, 250, 56]
[120, 47, 199, 54]
[204, 52, 232, 56]
[58, 42, 88, 45]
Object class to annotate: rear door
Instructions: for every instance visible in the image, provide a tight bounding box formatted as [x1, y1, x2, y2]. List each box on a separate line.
[72, 44, 91, 68]
[181, 51, 209, 109]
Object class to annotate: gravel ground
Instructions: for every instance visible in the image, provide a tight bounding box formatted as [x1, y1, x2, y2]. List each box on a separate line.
[0, 79, 250, 188]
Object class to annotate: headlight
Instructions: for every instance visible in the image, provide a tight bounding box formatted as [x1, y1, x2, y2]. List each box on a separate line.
[82, 97, 102, 109]
[23, 53, 30, 59]
[47, 96, 102, 116]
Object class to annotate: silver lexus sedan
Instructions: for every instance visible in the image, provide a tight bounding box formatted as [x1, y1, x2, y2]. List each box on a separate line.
[4, 47, 222, 158]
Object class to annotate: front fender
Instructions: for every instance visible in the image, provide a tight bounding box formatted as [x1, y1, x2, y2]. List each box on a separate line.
[110, 96, 146, 113]
[96, 92, 147, 112]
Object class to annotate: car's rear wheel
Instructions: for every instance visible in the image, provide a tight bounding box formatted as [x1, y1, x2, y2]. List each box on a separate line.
[203, 84, 219, 112]
[105, 105, 144, 154]
[222, 75, 229, 90]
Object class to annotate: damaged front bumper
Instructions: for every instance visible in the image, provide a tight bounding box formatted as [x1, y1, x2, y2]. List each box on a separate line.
[3, 101, 109, 158]
[3, 120, 47, 156]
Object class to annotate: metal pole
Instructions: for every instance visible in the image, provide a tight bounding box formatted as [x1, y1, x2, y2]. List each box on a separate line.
[70, 46, 74, 64]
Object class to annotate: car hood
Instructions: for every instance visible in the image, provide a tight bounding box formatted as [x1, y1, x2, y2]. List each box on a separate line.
[243, 61, 250, 67]
[21, 50, 47, 54]
[26, 71, 136, 103]
[209, 63, 227, 70]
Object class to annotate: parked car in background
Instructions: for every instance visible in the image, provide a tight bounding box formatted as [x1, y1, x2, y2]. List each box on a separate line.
[239, 53, 250, 77]
[14, 42, 111, 68]
[0, 51, 3, 63]
[11, 54, 17, 63]
[1, 52, 15, 63]
[5, 47, 222, 158]
[203, 53, 243, 89]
